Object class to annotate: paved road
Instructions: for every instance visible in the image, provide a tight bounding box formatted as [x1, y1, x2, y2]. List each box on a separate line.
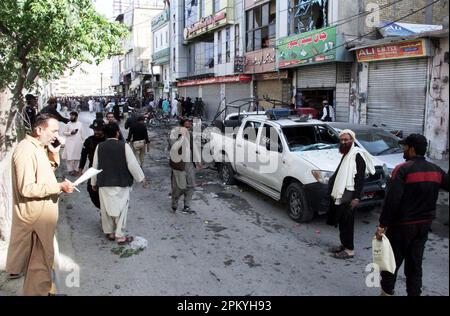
[10, 111, 448, 296]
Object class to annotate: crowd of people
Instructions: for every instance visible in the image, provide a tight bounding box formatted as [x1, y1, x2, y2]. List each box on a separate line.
[6, 92, 449, 297]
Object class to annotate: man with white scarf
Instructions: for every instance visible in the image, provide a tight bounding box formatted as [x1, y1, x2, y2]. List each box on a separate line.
[327, 129, 375, 259]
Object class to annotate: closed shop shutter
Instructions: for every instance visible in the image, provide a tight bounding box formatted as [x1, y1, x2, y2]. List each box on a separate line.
[201, 84, 221, 120]
[335, 83, 350, 122]
[297, 63, 337, 88]
[256, 80, 284, 109]
[367, 58, 428, 136]
[184, 86, 199, 99]
[225, 83, 251, 103]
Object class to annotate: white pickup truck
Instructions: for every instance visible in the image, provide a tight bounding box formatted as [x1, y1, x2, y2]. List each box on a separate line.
[209, 113, 387, 222]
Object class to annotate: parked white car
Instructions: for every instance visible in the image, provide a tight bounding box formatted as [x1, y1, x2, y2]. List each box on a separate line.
[327, 123, 404, 177]
[210, 113, 387, 222]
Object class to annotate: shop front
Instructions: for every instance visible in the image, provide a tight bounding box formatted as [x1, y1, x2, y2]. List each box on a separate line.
[278, 26, 352, 121]
[354, 38, 432, 136]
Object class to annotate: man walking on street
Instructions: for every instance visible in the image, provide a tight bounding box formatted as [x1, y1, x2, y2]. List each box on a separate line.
[91, 123, 145, 244]
[6, 114, 75, 296]
[320, 100, 333, 122]
[375, 134, 449, 296]
[126, 116, 150, 168]
[62, 111, 86, 176]
[106, 112, 125, 142]
[78, 120, 106, 209]
[169, 118, 202, 214]
[327, 129, 375, 259]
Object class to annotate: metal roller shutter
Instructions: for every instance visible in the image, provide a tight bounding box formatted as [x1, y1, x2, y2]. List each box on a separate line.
[297, 63, 337, 88]
[184, 86, 199, 99]
[201, 84, 221, 120]
[335, 83, 350, 122]
[256, 80, 284, 109]
[367, 59, 428, 136]
[225, 83, 251, 103]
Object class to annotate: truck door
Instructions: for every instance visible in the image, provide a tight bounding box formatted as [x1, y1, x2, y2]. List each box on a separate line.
[236, 120, 262, 180]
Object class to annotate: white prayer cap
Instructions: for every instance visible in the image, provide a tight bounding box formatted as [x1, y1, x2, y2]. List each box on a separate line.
[339, 129, 356, 140]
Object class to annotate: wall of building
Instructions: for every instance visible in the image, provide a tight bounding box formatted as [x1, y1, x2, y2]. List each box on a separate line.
[425, 36, 449, 159]
[153, 23, 170, 54]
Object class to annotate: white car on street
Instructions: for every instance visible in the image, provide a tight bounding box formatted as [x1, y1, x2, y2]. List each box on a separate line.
[210, 111, 387, 222]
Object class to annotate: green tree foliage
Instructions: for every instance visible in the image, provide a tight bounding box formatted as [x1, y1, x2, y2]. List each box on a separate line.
[0, 0, 128, 141]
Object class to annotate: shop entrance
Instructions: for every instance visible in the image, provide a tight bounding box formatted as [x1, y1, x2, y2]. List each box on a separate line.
[297, 89, 334, 118]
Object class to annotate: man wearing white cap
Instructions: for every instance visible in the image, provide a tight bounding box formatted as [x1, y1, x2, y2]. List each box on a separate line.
[327, 129, 375, 259]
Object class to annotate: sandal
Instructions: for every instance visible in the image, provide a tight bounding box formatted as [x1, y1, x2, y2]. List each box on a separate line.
[106, 234, 115, 241]
[329, 245, 345, 253]
[116, 236, 134, 245]
[333, 250, 354, 260]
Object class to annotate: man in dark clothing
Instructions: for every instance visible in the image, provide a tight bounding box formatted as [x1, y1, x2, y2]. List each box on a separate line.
[105, 112, 125, 142]
[376, 134, 449, 296]
[78, 120, 106, 209]
[126, 116, 150, 168]
[41, 97, 69, 124]
[113, 102, 121, 123]
[124, 112, 139, 130]
[327, 129, 375, 259]
[23, 94, 38, 128]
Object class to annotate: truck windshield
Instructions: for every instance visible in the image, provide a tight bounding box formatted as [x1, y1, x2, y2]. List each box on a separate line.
[282, 126, 339, 152]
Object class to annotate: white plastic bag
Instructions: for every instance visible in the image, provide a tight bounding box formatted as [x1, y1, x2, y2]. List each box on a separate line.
[130, 236, 148, 250]
[372, 234, 396, 274]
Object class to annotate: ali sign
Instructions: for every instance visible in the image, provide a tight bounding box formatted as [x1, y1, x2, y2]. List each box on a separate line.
[356, 39, 428, 62]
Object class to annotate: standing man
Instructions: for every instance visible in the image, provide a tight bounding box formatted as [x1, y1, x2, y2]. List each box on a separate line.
[62, 112, 86, 176]
[78, 120, 106, 209]
[126, 116, 150, 168]
[6, 114, 75, 296]
[375, 134, 449, 296]
[327, 129, 375, 259]
[162, 98, 170, 116]
[91, 123, 145, 244]
[23, 94, 39, 128]
[106, 112, 125, 142]
[171, 97, 178, 118]
[320, 100, 333, 122]
[169, 118, 202, 214]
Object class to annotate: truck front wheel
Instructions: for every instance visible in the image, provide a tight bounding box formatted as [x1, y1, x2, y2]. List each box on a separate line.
[286, 183, 314, 223]
[219, 162, 236, 185]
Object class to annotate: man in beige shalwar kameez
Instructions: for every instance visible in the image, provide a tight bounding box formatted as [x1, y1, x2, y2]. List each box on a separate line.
[6, 114, 75, 296]
[91, 123, 144, 244]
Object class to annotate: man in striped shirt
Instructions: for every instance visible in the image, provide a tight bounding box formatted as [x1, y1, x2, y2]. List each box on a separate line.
[376, 134, 448, 296]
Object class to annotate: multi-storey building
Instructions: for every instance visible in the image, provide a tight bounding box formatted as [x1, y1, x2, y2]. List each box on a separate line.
[111, 1, 164, 98]
[151, 6, 171, 101]
[171, 0, 251, 120]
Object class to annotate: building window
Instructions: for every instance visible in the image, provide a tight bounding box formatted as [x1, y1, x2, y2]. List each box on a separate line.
[205, 41, 214, 69]
[200, 0, 206, 18]
[160, 33, 163, 46]
[288, 0, 328, 35]
[217, 30, 222, 64]
[235, 24, 240, 57]
[185, 0, 199, 28]
[226, 27, 231, 63]
[246, 0, 276, 52]
[214, 0, 221, 13]
[173, 47, 176, 72]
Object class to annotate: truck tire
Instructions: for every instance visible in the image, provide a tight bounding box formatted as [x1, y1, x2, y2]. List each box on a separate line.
[219, 162, 236, 185]
[286, 182, 314, 223]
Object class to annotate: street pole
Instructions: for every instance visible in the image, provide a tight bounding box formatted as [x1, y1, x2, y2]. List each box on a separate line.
[100, 72, 103, 96]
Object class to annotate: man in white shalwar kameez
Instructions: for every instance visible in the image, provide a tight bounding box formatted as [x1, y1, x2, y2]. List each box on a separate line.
[62, 112, 86, 175]
[91, 123, 145, 244]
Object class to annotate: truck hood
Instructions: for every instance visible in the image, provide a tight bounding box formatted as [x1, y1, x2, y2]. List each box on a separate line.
[377, 153, 404, 169]
[293, 148, 384, 172]
[293, 149, 342, 172]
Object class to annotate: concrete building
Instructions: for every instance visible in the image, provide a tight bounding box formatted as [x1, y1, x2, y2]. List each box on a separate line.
[171, 0, 251, 120]
[111, 1, 164, 98]
[151, 6, 171, 101]
[349, 0, 449, 158]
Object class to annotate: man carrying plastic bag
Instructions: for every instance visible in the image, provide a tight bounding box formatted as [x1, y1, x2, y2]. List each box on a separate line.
[375, 134, 448, 296]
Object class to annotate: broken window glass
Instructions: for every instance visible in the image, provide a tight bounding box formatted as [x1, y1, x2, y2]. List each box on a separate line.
[288, 0, 328, 35]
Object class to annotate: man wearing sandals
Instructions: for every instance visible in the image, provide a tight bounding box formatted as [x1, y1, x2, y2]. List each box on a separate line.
[327, 129, 375, 259]
[91, 123, 145, 244]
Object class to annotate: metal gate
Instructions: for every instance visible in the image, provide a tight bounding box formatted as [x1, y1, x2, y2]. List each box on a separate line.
[200, 84, 221, 120]
[367, 58, 428, 136]
[297, 63, 337, 89]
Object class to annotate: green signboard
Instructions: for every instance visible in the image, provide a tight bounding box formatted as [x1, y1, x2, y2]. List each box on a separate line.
[278, 26, 336, 68]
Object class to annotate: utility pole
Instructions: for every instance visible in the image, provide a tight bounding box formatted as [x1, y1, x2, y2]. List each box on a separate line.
[100, 72, 103, 96]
